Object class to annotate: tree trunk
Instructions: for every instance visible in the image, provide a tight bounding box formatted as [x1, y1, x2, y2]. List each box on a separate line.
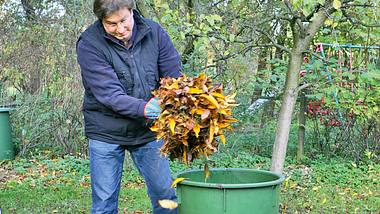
[181, 0, 195, 65]
[270, 4, 335, 173]
[270, 48, 302, 173]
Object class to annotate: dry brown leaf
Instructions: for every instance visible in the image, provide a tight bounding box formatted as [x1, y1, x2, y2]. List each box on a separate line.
[158, 199, 178, 209]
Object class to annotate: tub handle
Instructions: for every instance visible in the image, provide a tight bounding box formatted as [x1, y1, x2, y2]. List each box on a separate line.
[177, 187, 181, 205]
[223, 189, 227, 212]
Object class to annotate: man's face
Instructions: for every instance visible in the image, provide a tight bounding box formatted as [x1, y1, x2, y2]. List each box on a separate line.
[102, 7, 134, 41]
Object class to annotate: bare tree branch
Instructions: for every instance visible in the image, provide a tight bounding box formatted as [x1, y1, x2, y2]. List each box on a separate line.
[342, 10, 380, 28]
[302, 6, 336, 50]
[255, 28, 290, 53]
[283, 0, 305, 30]
[296, 83, 311, 93]
[212, 0, 227, 7]
[341, 3, 374, 9]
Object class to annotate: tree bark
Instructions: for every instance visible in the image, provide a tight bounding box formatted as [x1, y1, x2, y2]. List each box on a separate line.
[181, 0, 195, 65]
[270, 48, 302, 173]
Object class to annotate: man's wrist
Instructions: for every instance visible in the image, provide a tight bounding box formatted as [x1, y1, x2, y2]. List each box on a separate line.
[139, 101, 148, 117]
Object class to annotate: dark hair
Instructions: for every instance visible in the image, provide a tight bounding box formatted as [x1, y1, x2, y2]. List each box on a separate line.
[93, 0, 136, 20]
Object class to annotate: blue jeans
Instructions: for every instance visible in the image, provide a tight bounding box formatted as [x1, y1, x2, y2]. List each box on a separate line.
[89, 139, 177, 214]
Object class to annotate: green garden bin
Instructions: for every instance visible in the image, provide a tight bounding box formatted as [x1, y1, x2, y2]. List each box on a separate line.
[0, 108, 14, 160]
[176, 168, 285, 214]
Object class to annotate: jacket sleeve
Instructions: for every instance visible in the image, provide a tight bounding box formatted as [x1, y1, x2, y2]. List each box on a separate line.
[77, 39, 147, 118]
[157, 26, 182, 78]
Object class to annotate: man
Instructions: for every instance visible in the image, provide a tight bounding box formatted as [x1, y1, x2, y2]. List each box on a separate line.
[76, 0, 181, 213]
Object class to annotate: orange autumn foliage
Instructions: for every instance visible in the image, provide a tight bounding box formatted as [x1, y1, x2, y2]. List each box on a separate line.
[150, 73, 238, 164]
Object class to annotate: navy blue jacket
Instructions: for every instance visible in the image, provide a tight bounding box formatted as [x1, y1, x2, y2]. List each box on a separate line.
[76, 11, 181, 146]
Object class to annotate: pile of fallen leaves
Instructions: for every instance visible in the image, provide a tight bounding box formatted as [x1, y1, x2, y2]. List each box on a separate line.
[151, 73, 238, 164]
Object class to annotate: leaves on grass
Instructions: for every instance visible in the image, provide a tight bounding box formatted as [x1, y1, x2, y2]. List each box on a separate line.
[151, 73, 238, 164]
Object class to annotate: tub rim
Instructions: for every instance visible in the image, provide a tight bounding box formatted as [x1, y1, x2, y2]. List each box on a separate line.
[175, 168, 285, 189]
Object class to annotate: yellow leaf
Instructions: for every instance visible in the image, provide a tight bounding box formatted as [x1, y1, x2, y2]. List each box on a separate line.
[213, 120, 219, 134]
[322, 198, 327, 204]
[223, 118, 238, 123]
[198, 73, 206, 80]
[195, 109, 204, 115]
[189, 88, 203, 94]
[158, 199, 178, 209]
[171, 177, 187, 188]
[284, 176, 290, 188]
[200, 94, 220, 109]
[226, 103, 239, 107]
[193, 123, 200, 138]
[219, 123, 230, 129]
[183, 148, 187, 163]
[226, 92, 236, 100]
[211, 92, 224, 99]
[220, 134, 226, 144]
[209, 122, 215, 143]
[150, 125, 159, 132]
[333, 0, 341, 9]
[204, 163, 210, 182]
[207, 104, 217, 109]
[219, 109, 228, 115]
[167, 81, 179, 90]
[157, 132, 165, 140]
[169, 118, 176, 134]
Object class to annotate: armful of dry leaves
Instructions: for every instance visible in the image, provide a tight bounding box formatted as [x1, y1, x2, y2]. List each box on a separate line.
[150, 73, 238, 164]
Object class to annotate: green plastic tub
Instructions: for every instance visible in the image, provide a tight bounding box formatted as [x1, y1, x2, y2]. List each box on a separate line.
[176, 168, 285, 214]
[0, 108, 14, 160]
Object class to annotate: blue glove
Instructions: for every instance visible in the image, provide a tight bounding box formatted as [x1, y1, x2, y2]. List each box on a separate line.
[144, 97, 161, 119]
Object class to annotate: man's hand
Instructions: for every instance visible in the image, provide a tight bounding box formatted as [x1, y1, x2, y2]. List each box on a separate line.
[144, 97, 161, 119]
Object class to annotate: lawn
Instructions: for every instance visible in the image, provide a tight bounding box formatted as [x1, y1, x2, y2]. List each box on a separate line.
[0, 152, 379, 213]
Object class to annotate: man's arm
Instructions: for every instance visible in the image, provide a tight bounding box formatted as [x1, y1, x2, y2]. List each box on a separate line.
[77, 39, 147, 118]
[157, 26, 182, 78]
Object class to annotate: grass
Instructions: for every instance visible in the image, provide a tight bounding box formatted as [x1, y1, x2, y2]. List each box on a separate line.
[0, 150, 379, 213]
[0, 154, 152, 214]
[280, 158, 380, 213]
